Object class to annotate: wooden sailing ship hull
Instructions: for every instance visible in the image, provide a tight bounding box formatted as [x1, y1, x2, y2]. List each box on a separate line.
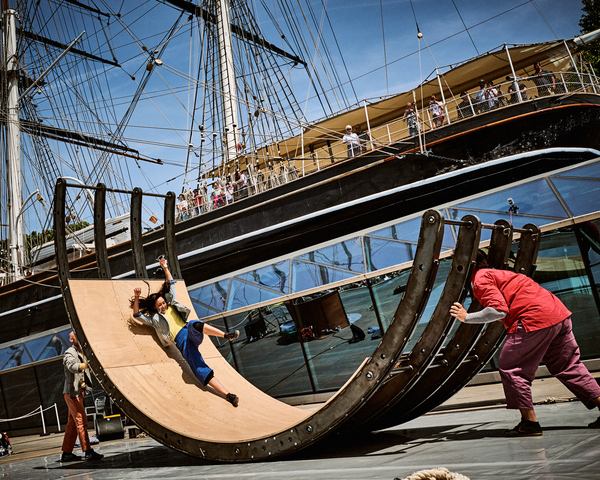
[1, 93, 600, 346]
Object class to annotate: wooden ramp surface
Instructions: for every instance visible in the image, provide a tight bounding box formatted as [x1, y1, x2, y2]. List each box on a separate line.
[71, 279, 309, 444]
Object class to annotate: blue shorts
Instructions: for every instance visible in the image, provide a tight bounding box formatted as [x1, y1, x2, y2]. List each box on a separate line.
[174, 320, 214, 386]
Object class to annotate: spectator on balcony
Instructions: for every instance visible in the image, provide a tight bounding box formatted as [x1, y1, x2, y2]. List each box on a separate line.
[530, 61, 556, 97]
[472, 79, 487, 113]
[192, 188, 202, 216]
[429, 94, 444, 129]
[403, 102, 420, 136]
[342, 125, 360, 158]
[355, 124, 369, 153]
[507, 80, 528, 104]
[176, 194, 189, 221]
[484, 81, 499, 110]
[457, 92, 473, 119]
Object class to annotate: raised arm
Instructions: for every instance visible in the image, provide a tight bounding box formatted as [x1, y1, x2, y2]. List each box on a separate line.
[160, 257, 173, 282]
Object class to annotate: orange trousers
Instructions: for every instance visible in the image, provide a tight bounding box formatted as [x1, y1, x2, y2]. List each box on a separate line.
[62, 392, 90, 453]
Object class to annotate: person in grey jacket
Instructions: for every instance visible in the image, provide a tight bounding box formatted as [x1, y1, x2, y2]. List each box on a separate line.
[61, 331, 104, 462]
[130, 257, 240, 407]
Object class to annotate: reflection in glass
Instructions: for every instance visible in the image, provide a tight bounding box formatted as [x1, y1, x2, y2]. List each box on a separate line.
[365, 236, 416, 272]
[291, 261, 356, 293]
[36, 359, 68, 427]
[454, 179, 569, 218]
[218, 306, 313, 397]
[26, 334, 66, 361]
[302, 283, 382, 391]
[236, 261, 290, 294]
[535, 229, 600, 358]
[189, 280, 230, 312]
[369, 269, 411, 332]
[550, 178, 600, 217]
[554, 161, 600, 179]
[0, 345, 31, 370]
[226, 280, 281, 311]
[1, 368, 40, 430]
[297, 238, 365, 273]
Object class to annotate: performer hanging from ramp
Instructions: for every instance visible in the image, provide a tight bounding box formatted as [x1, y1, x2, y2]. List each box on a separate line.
[130, 257, 241, 407]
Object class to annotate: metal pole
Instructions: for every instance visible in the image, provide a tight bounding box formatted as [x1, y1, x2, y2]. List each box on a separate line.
[217, 0, 239, 163]
[563, 39, 584, 91]
[40, 405, 47, 435]
[363, 100, 374, 150]
[54, 403, 61, 431]
[505, 43, 523, 103]
[436, 71, 450, 124]
[4, 8, 23, 281]
[300, 126, 304, 162]
[412, 90, 424, 154]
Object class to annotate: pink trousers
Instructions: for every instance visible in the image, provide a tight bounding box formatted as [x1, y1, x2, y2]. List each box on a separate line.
[499, 318, 600, 410]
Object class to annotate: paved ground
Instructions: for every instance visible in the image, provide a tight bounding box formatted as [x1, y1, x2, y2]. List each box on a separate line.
[2, 377, 600, 480]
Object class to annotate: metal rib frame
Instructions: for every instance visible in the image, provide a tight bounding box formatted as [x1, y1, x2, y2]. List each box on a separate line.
[365, 219, 513, 430]
[392, 222, 541, 426]
[345, 214, 482, 431]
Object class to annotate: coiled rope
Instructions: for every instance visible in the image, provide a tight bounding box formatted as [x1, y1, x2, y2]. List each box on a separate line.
[395, 466, 470, 480]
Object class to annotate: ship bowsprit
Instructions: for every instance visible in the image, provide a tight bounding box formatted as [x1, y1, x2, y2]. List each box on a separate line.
[52, 178, 539, 462]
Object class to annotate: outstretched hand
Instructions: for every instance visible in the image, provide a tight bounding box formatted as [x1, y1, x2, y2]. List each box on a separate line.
[134, 287, 141, 297]
[159, 257, 168, 269]
[449, 302, 467, 322]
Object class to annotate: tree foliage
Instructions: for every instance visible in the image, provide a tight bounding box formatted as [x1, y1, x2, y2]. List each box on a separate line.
[579, 0, 600, 73]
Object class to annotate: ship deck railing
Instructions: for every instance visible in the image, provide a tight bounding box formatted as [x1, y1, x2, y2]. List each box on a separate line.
[175, 70, 599, 223]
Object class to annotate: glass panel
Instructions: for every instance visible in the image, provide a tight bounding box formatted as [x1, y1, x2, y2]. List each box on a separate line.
[291, 260, 357, 293]
[369, 269, 411, 332]
[301, 282, 382, 391]
[217, 306, 313, 397]
[1, 368, 41, 430]
[191, 301, 220, 320]
[297, 238, 365, 274]
[188, 280, 230, 312]
[453, 179, 569, 218]
[0, 344, 32, 370]
[236, 260, 290, 294]
[369, 217, 456, 249]
[579, 219, 600, 304]
[58, 328, 72, 345]
[554, 161, 600, 179]
[550, 178, 600, 217]
[365, 237, 416, 272]
[26, 334, 66, 361]
[226, 279, 281, 311]
[535, 229, 600, 359]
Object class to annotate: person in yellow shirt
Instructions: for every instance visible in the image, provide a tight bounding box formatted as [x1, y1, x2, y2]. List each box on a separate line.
[131, 258, 240, 407]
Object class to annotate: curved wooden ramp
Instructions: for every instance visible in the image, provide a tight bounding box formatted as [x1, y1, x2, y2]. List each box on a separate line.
[53, 179, 448, 462]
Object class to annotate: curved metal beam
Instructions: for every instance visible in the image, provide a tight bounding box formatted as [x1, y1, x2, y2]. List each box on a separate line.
[346, 214, 482, 431]
[394, 222, 541, 425]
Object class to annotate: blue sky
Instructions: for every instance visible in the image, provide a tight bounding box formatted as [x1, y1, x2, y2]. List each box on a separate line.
[277, 0, 587, 116]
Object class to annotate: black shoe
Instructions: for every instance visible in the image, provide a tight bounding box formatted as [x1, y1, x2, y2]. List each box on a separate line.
[226, 393, 239, 407]
[505, 418, 543, 436]
[589, 416, 600, 428]
[224, 330, 240, 341]
[61, 452, 82, 462]
[84, 449, 104, 461]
